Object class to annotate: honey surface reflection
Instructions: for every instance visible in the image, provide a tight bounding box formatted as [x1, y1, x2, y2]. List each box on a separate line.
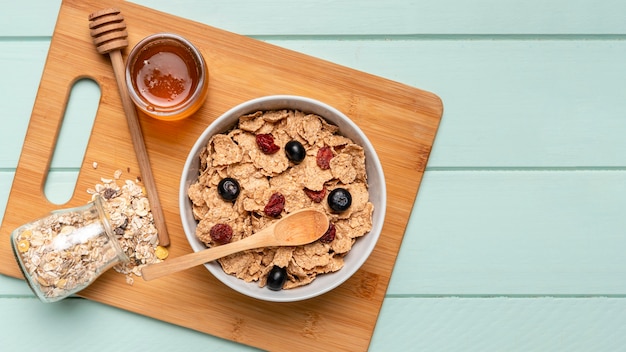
[126, 33, 208, 121]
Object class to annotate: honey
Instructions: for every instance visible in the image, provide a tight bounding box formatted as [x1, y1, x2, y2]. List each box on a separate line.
[126, 33, 208, 121]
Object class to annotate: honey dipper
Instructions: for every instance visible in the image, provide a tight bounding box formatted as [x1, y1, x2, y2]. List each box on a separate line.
[88, 8, 170, 247]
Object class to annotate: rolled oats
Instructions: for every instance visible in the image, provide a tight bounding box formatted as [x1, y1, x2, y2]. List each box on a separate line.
[11, 196, 127, 302]
[87, 171, 163, 284]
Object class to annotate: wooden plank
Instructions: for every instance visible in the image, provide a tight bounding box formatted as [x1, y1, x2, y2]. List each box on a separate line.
[1, 297, 624, 351]
[390, 170, 626, 295]
[5, 169, 626, 296]
[0, 42, 48, 167]
[0, 172, 14, 226]
[0, 276, 33, 296]
[129, 0, 626, 35]
[0, 1, 442, 351]
[371, 297, 626, 351]
[6, 0, 626, 37]
[4, 39, 626, 169]
[268, 39, 626, 168]
[0, 1, 61, 36]
[0, 298, 259, 351]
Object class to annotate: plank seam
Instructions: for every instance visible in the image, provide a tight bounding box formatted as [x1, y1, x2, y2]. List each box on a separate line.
[0, 36, 52, 42]
[426, 166, 626, 172]
[4, 34, 626, 42]
[386, 294, 626, 298]
[253, 34, 626, 41]
[4, 167, 626, 173]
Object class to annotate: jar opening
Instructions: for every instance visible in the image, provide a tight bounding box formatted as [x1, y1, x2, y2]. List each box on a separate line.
[126, 33, 208, 121]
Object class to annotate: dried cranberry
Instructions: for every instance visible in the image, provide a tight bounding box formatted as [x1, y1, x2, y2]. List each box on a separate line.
[264, 192, 285, 217]
[319, 223, 336, 243]
[210, 223, 233, 245]
[316, 146, 333, 169]
[256, 134, 280, 154]
[304, 187, 326, 203]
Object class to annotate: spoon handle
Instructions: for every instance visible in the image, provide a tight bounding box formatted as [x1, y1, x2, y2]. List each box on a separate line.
[141, 228, 274, 281]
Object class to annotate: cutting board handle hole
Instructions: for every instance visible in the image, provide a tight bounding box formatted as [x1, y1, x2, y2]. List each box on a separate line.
[44, 78, 101, 205]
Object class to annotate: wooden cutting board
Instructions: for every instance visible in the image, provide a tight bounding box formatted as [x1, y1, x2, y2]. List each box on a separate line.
[0, 0, 443, 350]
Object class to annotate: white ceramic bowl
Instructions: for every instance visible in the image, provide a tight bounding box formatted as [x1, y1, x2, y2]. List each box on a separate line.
[180, 95, 386, 302]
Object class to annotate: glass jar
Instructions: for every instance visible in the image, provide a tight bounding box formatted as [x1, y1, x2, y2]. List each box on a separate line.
[10, 196, 128, 303]
[125, 32, 209, 121]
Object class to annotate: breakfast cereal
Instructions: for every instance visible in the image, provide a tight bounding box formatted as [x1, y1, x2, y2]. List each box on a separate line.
[188, 109, 373, 289]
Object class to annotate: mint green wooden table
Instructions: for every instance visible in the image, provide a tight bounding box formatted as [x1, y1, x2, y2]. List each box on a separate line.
[2, 1, 626, 350]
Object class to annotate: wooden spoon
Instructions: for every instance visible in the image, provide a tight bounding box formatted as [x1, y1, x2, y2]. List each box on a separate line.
[141, 209, 329, 281]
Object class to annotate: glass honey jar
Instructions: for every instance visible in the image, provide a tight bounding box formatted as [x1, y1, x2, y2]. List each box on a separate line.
[125, 33, 209, 121]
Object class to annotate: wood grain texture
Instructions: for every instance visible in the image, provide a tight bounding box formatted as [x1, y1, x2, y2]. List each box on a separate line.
[4, 0, 625, 351]
[0, 296, 258, 351]
[5, 169, 626, 296]
[133, 0, 626, 36]
[5, 39, 626, 169]
[270, 39, 626, 168]
[371, 297, 626, 351]
[8, 0, 626, 37]
[1, 295, 625, 352]
[390, 170, 626, 295]
[0, 0, 442, 351]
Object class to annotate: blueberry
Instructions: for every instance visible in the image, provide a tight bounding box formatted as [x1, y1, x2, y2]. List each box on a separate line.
[284, 140, 306, 164]
[217, 177, 240, 201]
[267, 266, 287, 291]
[328, 188, 352, 212]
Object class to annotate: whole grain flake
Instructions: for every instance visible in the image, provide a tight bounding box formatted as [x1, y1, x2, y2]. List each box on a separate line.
[188, 109, 373, 289]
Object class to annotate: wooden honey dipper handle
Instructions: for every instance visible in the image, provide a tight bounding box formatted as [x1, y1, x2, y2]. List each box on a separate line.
[89, 8, 170, 247]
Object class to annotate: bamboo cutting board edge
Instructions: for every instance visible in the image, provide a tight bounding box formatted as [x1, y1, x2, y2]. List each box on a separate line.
[0, 0, 443, 351]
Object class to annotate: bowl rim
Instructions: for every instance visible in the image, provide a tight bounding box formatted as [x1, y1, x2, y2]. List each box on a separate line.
[179, 95, 387, 302]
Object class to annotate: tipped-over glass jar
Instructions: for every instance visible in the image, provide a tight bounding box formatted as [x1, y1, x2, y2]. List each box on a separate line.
[125, 32, 209, 121]
[10, 196, 128, 303]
